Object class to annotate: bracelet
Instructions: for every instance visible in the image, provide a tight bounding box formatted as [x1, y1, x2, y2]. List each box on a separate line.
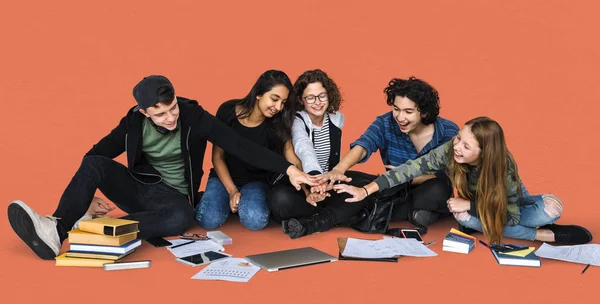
[362, 186, 369, 196]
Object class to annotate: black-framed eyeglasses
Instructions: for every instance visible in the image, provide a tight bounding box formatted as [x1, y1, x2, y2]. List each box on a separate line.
[303, 92, 328, 104]
[180, 233, 210, 240]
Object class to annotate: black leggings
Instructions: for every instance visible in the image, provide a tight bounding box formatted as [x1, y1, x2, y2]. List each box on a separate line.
[267, 178, 368, 225]
[391, 172, 453, 221]
[267, 171, 452, 224]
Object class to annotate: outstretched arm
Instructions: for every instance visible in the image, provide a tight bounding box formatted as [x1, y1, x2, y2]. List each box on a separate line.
[291, 116, 321, 174]
[334, 141, 452, 201]
[320, 116, 387, 188]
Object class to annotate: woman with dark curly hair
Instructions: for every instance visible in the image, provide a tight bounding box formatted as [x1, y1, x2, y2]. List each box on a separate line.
[268, 69, 368, 238]
[322, 77, 459, 233]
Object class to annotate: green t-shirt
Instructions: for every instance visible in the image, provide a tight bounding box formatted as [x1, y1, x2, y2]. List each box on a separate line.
[142, 119, 188, 195]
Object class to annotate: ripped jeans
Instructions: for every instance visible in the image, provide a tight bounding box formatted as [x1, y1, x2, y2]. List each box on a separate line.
[455, 194, 563, 241]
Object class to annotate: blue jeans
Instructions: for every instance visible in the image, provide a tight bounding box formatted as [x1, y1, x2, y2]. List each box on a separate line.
[456, 194, 560, 241]
[195, 177, 270, 230]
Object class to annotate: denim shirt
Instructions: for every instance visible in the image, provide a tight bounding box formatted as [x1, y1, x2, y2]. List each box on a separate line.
[350, 112, 459, 167]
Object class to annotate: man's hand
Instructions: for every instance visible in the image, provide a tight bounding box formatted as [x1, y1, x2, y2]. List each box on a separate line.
[87, 197, 115, 216]
[317, 168, 352, 191]
[287, 165, 321, 190]
[306, 192, 330, 207]
[333, 184, 368, 203]
[229, 190, 241, 213]
[447, 197, 471, 213]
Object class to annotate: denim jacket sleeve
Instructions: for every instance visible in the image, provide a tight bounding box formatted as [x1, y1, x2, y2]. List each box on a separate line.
[350, 115, 387, 164]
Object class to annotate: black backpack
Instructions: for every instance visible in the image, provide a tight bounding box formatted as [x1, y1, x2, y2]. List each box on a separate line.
[341, 171, 411, 235]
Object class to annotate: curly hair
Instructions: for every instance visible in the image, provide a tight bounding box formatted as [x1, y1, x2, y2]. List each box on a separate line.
[293, 69, 343, 113]
[383, 76, 440, 125]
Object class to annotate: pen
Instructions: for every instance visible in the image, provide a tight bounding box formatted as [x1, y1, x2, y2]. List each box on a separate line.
[424, 241, 436, 247]
[582, 264, 590, 274]
[479, 240, 490, 248]
[170, 240, 196, 249]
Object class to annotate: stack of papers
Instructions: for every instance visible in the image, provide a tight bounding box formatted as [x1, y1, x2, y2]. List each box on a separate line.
[192, 258, 260, 283]
[341, 237, 437, 259]
[535, 243, 600, 266]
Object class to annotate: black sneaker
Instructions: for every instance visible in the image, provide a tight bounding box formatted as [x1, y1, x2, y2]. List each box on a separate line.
[540, 224, 593, 245]
[282, 219, 307, 239]
[411, 210, 439, 227]
[7, 200, 61, 260]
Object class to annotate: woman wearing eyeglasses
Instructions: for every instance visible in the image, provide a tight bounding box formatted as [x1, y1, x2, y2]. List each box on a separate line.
[195, 70, 301, 231]
[268, 69, 367, 238]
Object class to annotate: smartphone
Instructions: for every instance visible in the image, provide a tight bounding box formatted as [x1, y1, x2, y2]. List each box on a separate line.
[175, 251, 231, 267]
[103, 260, 151, 271]
[401, 229, 424, 243]
[146, 237, 172, 248]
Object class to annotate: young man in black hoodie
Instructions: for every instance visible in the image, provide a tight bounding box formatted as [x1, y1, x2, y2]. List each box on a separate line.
[7, 75, 316, 260]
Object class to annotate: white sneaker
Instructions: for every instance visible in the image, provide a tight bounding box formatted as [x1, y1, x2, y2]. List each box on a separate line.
[7, 200, 61, 260]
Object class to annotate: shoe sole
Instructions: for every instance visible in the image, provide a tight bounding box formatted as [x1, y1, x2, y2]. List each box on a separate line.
[286, 219, 305, 239]
[7, 202, 58, 260]
[282, 220, 289, 234]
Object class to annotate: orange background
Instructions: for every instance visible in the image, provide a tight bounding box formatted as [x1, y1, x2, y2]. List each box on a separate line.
[1, 1, 599, 303]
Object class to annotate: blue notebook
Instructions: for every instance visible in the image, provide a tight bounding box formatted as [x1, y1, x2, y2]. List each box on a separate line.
[491, 248, 541, 267]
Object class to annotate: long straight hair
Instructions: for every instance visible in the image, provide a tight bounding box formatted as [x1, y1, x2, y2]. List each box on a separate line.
[447, 117, 521, 243]
[236, 70, 295, 154]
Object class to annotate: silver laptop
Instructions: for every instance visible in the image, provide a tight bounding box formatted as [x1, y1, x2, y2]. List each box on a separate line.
[245, 247, 337, 272]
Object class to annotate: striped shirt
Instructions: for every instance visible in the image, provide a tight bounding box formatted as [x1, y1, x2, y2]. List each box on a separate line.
[312, 114, 331, 172]
[350, 113, 459, 167]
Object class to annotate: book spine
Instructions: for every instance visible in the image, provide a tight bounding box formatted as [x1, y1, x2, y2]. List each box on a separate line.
[78, 222, 114, 236]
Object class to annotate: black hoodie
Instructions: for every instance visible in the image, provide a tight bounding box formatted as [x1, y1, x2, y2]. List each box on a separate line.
[85, 97, 291, 204]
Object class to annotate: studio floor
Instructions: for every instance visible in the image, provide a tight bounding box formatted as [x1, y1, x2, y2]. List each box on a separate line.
[2, 1, 599, 303]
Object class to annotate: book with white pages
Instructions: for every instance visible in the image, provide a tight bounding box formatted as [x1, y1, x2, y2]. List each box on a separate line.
[70, 239, 141, 254]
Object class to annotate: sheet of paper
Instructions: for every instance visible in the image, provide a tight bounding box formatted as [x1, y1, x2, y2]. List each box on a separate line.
[535, 243, 600, 266]
[166, 239, 225, 258]
[342, 238, 437, 258]
[342, 238, 394, 258]
[388, 238, 438, 257]
[192, 258, 260, 282]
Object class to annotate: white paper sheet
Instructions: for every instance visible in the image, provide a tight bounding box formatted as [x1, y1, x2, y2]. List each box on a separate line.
[389, 238, 438, 257]
[166, 239, 225, 258]
[535, 243, 600, 266]
[342, 237, 437, 258]
[192, 258, 260, 282]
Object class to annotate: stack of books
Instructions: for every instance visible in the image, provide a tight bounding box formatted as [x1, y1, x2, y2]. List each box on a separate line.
[490, 244, 540, 267]
[442, 228, 476, 254]
[55, 218, 141, 267]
